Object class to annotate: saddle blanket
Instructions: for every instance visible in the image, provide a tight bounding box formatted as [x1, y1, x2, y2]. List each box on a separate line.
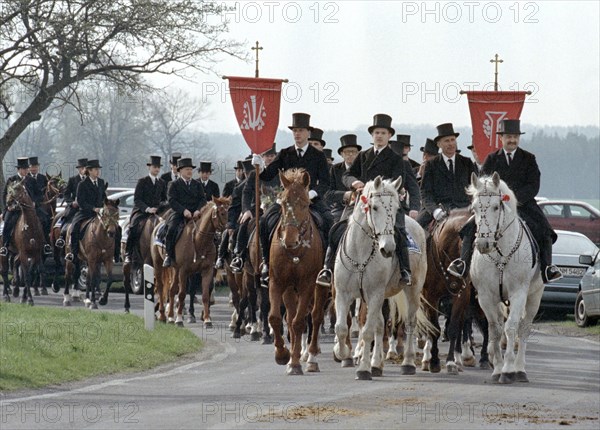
[407, 230, 421, 255]
[153, 222, 167, 248]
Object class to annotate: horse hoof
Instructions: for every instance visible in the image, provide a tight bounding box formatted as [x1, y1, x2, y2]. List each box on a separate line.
[250, 332, 261, 341]
[176, 321, 184, 327]
[447, 364, 459, 375]
[421, 360, 430, 372]
[332, 351, 341, 363]
[342, 358, 354, 368]
[371, 367, 383, 377]
[261, 334, 273, 345]
[430, 362, 441, 373]
[231, 328, 241, 339]
[3, 295, 10, 303]
[228, 324, 235, 332]
[306, 362, 320, 373]
[491, 374, 501, 383]
[90, 302, 98, 310]
[51, 283, 60, 293]
[463, 356, 476, 367]
[275, 348, 290, 365]
[168, 320, 175, 324]
[98, 297, 107, 306]
[515, 371, 529, 383]
[300, 352, 309, 362]
[400, 365, 416, 375]
[187, 316, 196, 324]
[63, 301, 71, 307]
[28, 299, 34, 306]
[13, 287, 19, 298]
[355, 370, 372, 381]
[204, 321, 213, 328]
[479, 361, 492, 370]
[499, 372, 516, 384]
[124, 309, 130, 314]
[33, 288, 40, 296]
[41, 287, 48, 296]
[286, 364, 303, 376]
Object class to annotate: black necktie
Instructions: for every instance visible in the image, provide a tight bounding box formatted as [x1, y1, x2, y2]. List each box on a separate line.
[448, 159, 454, 174]
[507, 152, 513, 166]
[93, 180, 98, 187]
[186, 180, 191, 188]
[297, 148, 303, 158]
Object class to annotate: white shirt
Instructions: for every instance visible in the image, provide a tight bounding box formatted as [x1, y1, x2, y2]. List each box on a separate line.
[294, 144, 308, 157]
[504, 150, 515, 165]
[149, 174, 158, 184]
[442, 154, 456, 172]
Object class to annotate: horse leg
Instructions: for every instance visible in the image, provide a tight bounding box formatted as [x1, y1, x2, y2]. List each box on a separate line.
[356, 296, 381, 380]
[1, 262, 10, 302]
[477, 312, 491, 369]
[371, 302, 386, 377]
[174, 271, 187, 327]
[399, 288, 421, 375]
[88, 265, 99, 310]
[422, 338, 432, 371]
[479, 293, 505, 382]
[233, 287, 248, 339]
[167, 272, 178, 323]
[333, 289, 353, 364]
[154, 266, 167, 323]
[499, 291, 528, 384]
[306, 285, 328, 372]
[247, 277, 260, 341]
[201, 270, 213, 328]
[99, 259, 113, 307]
[287, 288, 308, 376]
[514, 282, 543, 383]
[446, 295, 467, 375]
[258, 277, 272, 344]
[268, 282, 289, 366]
[63, 261, 73, 306]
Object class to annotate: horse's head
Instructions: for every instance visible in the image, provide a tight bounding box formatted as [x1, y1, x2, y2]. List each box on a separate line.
[46, 172, 66, 199]
[278, 168, 311, 249]
[211, 196, 231, 231]
[467, 172, 517, 254]
[6, 179, 32, 208]
[99, 198, 121, 238]
[357, 176, 401, 258]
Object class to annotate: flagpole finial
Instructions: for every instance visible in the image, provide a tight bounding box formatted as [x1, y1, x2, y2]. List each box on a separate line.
[251, 41, 263, 78]
[490, 54, 504, 91]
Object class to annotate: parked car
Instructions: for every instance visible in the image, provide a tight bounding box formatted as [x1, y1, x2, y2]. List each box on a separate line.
[539, 200, 600, 245]
[540, 230, 600, 313]
[107, 189, 135, 222]
[575, 251, 600, 327]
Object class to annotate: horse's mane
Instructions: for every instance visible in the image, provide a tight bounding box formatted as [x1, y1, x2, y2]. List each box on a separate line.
[281, 168, 306, 182]
[467, 175, 518, 212]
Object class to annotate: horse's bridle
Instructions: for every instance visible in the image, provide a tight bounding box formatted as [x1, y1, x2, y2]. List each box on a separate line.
[358, 190, 396, 240]
[98, 207, 120, 231]
[278, 196, 311, 250]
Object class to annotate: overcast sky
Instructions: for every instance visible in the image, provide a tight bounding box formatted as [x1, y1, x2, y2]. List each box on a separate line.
[152, 1, 600, 135]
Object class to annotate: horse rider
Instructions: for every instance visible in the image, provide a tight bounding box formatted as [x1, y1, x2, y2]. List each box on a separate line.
[416, 123, 477, 230]
[308, 127, 326, 152]
[252, 113, 333, 288]
[215, 159, 254, 272]
[1, 157, 51, 256]
[162, 158, 207, 267]
[416, 138, 439, 183]
[221, 144, 280, 272]
[123, 155, 167, 264]
[316, 114, 420, 287]
[395, 134, 421, 174]
[223, 160, 245, 198]
[56, 158, 88, 248]
[160, 152, 181, 185]
[28, 156, 52, 250]
[65, 160, 107, 262]
[324, 134, 362, 224]
[197, 161, 220, 201]
[447, 119, 562, 283]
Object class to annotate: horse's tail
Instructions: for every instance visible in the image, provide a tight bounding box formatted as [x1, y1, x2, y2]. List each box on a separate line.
[390, 290, 439, 338]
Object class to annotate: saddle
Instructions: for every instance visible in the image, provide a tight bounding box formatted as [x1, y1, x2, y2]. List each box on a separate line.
[154, 221, 185, 248]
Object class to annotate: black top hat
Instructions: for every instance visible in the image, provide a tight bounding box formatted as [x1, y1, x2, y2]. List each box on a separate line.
[169, 152, 182, 165]
[177, 158, 195, 171]
[397, 134, 412, 148]
[146, 155, 163, 167]
[76, 158, 88, 168]
[497, 119, 525, 135]
[420, 138, 439, 155]
[16, 157, 30, 169]
[309, 128, 326, 146]
[388, 141, 403, 156]
[87, 159, 102, 169]
[28, 156, 40, 166]
[368, 114, 395, 135]
[262, 143, 277, 156]
[434, 123, 460, 142]
[323, 148, 333, 160]
[288, 113, 313, 131]
[337, 134, 362, 155]
[198, 161, 213, 172]
[241, 159, 254, 174]
[234, 160, 244, 170]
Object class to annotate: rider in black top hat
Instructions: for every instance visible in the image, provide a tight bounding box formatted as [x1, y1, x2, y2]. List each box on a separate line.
[56, 158, 88, 248]
[223, 160, 245, 198]
[161, 153, 182, 184]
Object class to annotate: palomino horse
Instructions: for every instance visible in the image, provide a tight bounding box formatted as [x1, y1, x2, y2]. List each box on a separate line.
[63, 199, 120, 309]
[152, 197, 229, 326]
[332, 176, 429, 380]
[268, 169, 327, 375]
[420, 209, 490, 374]
[469, 172, 543, 384]
[0, 181, 45, 305]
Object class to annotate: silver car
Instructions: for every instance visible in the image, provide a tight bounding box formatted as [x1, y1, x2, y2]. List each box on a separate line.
[575, 250, 600, 327]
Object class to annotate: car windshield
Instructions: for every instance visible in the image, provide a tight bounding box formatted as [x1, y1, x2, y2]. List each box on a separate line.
[553, 234, 599, 256]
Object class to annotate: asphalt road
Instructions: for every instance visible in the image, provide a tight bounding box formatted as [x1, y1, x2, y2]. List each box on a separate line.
[1, 291, 599, 429]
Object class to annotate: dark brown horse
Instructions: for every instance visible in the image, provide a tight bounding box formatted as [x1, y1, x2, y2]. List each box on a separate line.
[421, 209, 490, 374]
[268, 169, 327, 375]
[63, 198, 120, 309]
[152, 197, 229, 326]
[0, 181, 45, 305]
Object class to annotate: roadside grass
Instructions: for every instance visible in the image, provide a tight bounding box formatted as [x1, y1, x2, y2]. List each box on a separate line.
[557, 319, 600, 336]
[0, 302, 202, 391]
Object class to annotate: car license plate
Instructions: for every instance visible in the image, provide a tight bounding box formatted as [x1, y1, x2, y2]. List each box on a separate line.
[558, 266, 586, 277]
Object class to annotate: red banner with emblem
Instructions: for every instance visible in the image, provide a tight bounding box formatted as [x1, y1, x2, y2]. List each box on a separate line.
[465, 91, 528, 161]
[226, 77, 284, 155]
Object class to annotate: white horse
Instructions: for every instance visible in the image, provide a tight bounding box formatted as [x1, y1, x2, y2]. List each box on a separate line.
[332, 176, 428, 380]
[468, 172, 544, 384]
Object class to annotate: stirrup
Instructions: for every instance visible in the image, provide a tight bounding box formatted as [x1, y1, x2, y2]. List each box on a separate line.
[543, 265, 563, 283]
[0, 247, 8, 257]
[230, 257, 243, 273]
[65, 253, 74, 262]
[447, 258, 466, 278]
[44, 244, 52, 255]
[55, 238, 65, 248]
[401, 269, 412, 286]
[316, 268, 332, 287]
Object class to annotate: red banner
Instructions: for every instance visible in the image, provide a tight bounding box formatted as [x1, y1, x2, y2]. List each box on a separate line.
[226, 76, 284, 155]
[465, 91, 528, 161]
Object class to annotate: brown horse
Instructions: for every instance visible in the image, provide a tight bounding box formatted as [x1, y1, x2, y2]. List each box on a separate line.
[63, 199, 120, 309]
[41, 173, 66, 220]
[152, 197, 229, 326]
[268, 169, 327, 375]
[421, 209, 490, 374]
[0, 181, 45, 305]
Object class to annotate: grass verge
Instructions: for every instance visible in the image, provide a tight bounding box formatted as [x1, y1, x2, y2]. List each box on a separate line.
[0, 302, 202, 391]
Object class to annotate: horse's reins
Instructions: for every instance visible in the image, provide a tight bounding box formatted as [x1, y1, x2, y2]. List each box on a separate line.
[430, 222, 468, 297]
[475, 187, 522, 307]
[278, 196, 313, 253]
[191, 204, 224, 263]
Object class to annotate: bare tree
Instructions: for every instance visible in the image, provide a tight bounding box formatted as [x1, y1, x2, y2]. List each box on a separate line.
[0, 0, 244, 205]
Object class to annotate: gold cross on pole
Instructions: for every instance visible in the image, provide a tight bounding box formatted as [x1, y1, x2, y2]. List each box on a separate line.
[251, 41, 263, 78]
[490, 53, 503, 91]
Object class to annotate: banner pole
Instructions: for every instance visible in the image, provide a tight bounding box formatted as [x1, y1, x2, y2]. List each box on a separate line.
[254, 164, 261, 274]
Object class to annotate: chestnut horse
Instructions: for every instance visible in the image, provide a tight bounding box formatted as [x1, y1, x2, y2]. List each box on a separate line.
[1, 181, 45, 305]
[268, 169, 327, 375]
[63, 198, 120, 309]
[152, 197, 229, 326]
